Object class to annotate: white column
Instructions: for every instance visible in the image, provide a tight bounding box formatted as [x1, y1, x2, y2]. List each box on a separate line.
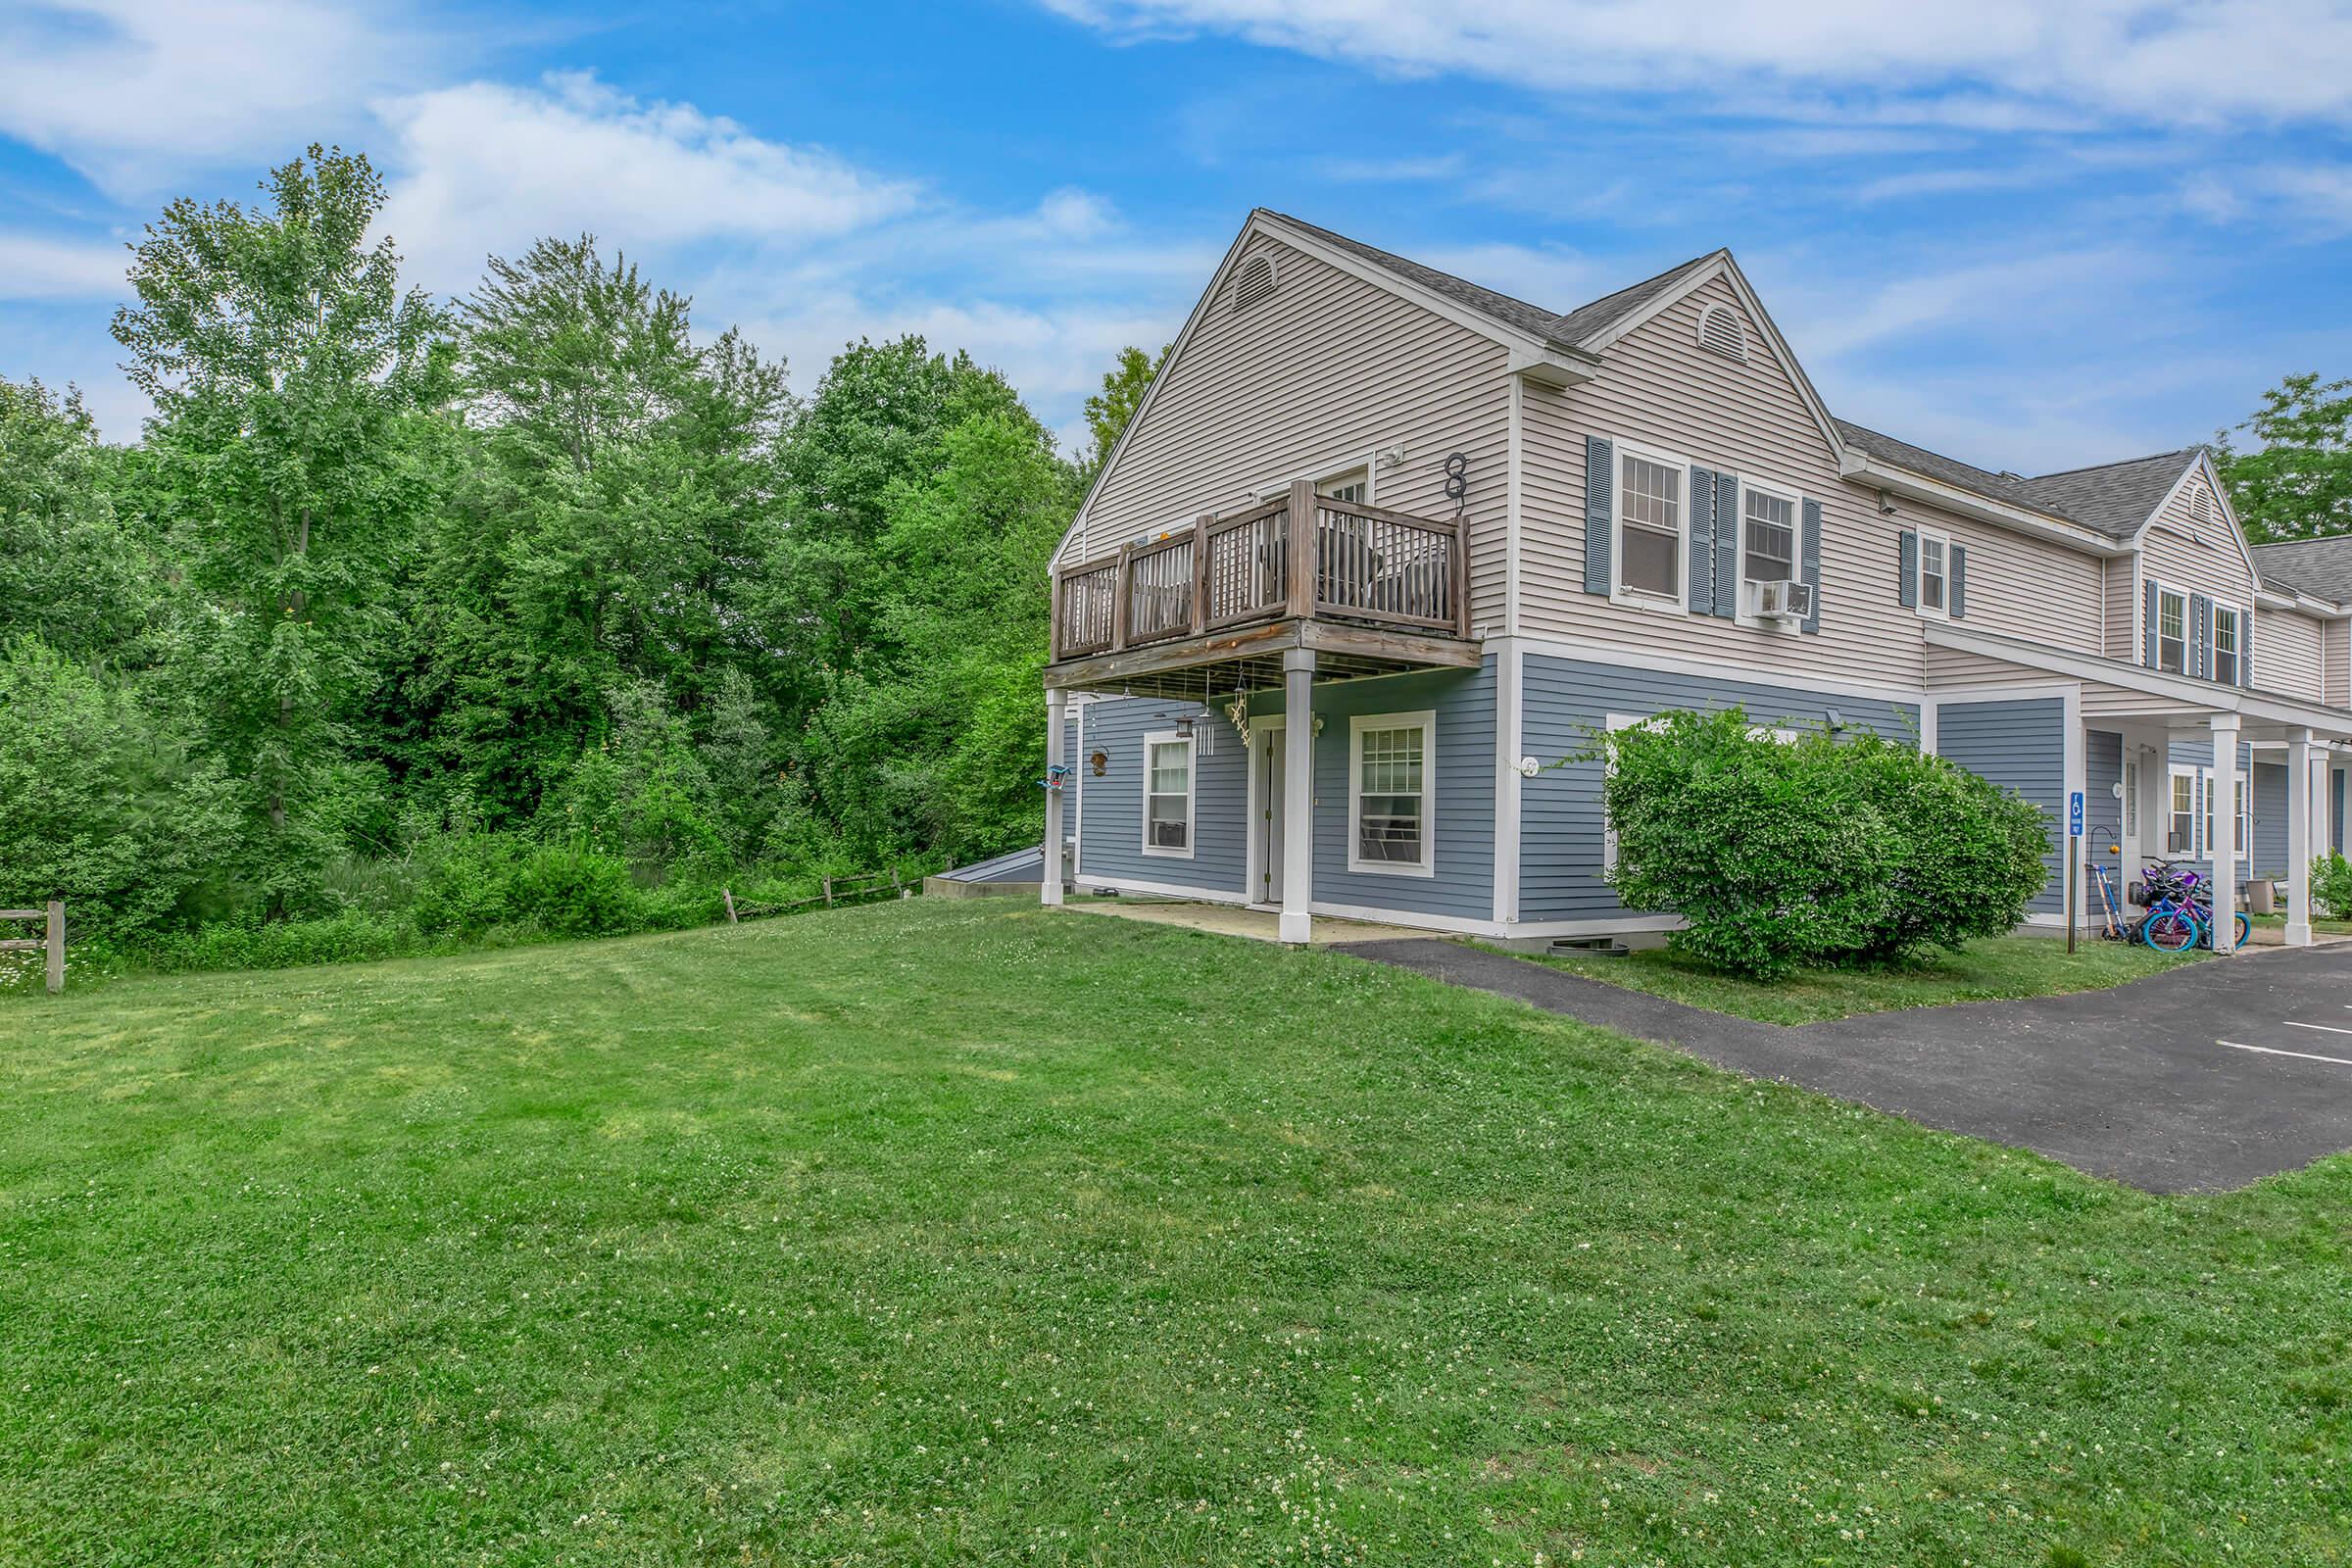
[1280, 648, 1316, 946]
[2288, 728, 2314, 947]
[1042, 687, 1067, 906]
[2209, 712, 2240, 953]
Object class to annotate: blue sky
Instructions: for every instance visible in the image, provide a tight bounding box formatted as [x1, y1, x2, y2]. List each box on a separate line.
[3, 1, 2347, 470]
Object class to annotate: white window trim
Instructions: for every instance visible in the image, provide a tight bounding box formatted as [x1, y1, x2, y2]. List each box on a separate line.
[2167, 760, 2251, 859]
[1609, 437, 1691, 614]
[2210, 598, 2246, 686]
[1733, 477, 1802, 630]
[1912, 526, 1952, 621]
[1140, 730, 1196, 859]
[1347, 710, 1437, 878]
[1253, 456, 1378, 506]
[2152, 579, 2188, 676]
[2168, 763, 2199, 857]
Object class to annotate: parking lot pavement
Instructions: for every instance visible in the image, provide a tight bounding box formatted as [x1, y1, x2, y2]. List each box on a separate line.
[1342, 939, 2352, 1194]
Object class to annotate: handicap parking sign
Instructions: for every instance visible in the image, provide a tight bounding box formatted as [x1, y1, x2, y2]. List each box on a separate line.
[2069, 790, 2083, 837]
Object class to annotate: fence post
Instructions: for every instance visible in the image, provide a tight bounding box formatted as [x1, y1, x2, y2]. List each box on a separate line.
[45, 901, 63, 995]
[722, 888, 738, 924]
[822, 876, 835, 906]
[891, 867, 905, 899]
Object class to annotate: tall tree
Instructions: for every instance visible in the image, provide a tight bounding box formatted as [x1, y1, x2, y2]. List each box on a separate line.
[2215, 372, 2352, 542]
[1077, 342, 1164, 484]
[0, 377, 156, 662]
[111, 144, 449, 904]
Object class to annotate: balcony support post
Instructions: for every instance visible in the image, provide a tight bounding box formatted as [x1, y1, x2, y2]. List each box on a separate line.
[1286, 480, 1317, 621]
[1042, 687, 1067, 907]
[1280, 648, 1316, 946]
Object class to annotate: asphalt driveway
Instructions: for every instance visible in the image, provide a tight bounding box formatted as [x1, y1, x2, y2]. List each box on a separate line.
[1339, 939, 2352, 1193]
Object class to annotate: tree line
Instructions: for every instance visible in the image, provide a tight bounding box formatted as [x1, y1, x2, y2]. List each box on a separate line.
[0, 145, 1159, 963]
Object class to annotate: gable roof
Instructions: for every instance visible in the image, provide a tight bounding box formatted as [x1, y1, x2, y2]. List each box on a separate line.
[2018, 449, 2202, 541]
[2250, 536, 2352, 608]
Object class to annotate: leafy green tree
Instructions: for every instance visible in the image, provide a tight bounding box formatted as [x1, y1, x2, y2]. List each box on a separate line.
[2214, 372, 2352, 542]
[1077, 343, 1164, 483]
[111, 144, 451, 906]
[428, 236, 793, 818]
[0, 378, 156, 661]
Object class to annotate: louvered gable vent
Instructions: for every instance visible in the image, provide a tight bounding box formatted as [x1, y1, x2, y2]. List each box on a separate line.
[1696, 304, 1746, 362]
[1230, 254, 1277, 313]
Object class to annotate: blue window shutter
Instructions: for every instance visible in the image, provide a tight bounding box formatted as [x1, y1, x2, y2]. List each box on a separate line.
[2142, 579, 2157, 666]
[1800, 499, 1823, 634]
[1584, 436, 1613, 596]
[2241, 617, 2253, 689]
[1713, 471, 1738, 617]
[1948, 544, 1967, 619]
[1688, 466, 1715, 614]
[2190, 593, 2210, 679]
[1898, 530, 1918, 609]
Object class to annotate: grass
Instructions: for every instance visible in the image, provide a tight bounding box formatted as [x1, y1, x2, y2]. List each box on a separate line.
[2, 901, 2347, 1566]
[1517, 934, 2201, 1025]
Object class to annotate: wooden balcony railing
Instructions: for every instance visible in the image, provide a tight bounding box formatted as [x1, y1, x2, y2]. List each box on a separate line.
[1051, 479, 1469, 662]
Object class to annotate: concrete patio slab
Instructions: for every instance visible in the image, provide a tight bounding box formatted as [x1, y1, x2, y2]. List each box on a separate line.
[1058, 900, 1432, 947]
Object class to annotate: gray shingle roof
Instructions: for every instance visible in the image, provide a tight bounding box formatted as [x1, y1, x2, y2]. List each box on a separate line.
[2250, 537, 2352, 606]
[1259, 209, 1717, 353]
[1262, 211, 2215, 548]
[2018, 449, 2200, 541]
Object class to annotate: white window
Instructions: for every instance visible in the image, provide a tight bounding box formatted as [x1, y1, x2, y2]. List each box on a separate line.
[1615, 448, 1685, 607]
[1916, 529, 1950, 618]
[2213, 603, 2242, 685]
[1318, 468, 1368, 505]
[1741, 487, 1796, 586]
[2169, 768, 2196, 855]
[1348, 710, 1435, 876]
[2155, 585, 2186, 674]
[1142, 733, 1193, 858]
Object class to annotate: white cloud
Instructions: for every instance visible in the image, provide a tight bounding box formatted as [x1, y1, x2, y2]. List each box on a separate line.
[2182, 163, 2352, 233]
[0, 0, 433, 196]
[1041, 0, 2352, 128]
[373, 73, 922, 294]
[0, 234, 127, 300]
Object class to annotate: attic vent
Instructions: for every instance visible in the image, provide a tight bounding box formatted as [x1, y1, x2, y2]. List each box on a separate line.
[1230, 255, 1277, 314]
[1696, 304, 1746, 362]
[2190, 486, 2211, 524]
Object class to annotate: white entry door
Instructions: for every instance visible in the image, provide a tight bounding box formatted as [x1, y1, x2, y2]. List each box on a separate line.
[1257, 720, 1285, 905]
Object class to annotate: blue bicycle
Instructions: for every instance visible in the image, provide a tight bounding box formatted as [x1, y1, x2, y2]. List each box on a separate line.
[2133, 861, 2249, 952]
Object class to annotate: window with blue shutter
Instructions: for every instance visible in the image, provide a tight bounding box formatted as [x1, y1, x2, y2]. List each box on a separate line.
[1584, 436, 1613, 596]
[1799, 500, 1822, 633]
[2142, 579, 2158, 667]
[1898, 531, 1918, 609]
[1712, 472, 1738, 618]
[1688, 466, 1716, 615]
[1948, 544, 1967, 619]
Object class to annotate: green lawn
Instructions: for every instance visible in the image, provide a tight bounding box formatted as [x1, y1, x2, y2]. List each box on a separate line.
[1520, 934, 2201, 1025]
[3, 902, 2347, 1566]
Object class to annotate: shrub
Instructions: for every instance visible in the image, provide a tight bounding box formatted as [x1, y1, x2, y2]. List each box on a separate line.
[412, 835, 523, 935]
[508, 845, 641, 937]
[1593, 708, 2050, 979]
[2313, 851, 2352, 919]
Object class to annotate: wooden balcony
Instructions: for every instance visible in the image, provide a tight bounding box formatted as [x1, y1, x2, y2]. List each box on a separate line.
[1046, 479, 1477, 698]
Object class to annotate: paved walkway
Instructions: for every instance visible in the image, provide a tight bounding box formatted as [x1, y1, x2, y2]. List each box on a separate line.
[1338, 940, 2352, 1194]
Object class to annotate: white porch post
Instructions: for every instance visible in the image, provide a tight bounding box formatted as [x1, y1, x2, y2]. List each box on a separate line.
[1280, 648, 1316, 946]
[1041, 686, 1067, 907]
[2210, 712, 2240, 953]
[2288, 727, 2314, 947]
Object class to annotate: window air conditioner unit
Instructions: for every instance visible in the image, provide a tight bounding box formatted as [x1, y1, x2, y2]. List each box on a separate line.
[1750, 579, 1813, 621]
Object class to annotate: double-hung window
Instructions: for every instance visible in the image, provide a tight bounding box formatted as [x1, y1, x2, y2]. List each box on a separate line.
[1741, 487, 1795, 588]
[1917, 531, 1949, 616]
[2169, 769, 2197, 855]
[1142, 733, 1193, 857]
[2213, 604, 2241, 685]
[2155, 586, 2186, 674]
[1616, 451, 1684, 605]
[1348, 711, 1435, 875]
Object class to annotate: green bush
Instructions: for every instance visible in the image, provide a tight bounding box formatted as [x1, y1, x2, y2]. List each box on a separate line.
[508, 845, 642, 937]
[2312, 851, 2352, 919]
[412, 835, 524, 935]
[1594, 708, 2050, 979]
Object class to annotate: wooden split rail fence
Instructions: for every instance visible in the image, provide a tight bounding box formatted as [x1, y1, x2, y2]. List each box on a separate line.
[721, 869, 911, 923]
[1, 903, 65, 993]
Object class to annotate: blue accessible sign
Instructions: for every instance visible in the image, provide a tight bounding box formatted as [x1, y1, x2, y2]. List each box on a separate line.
[2069, 790, 2084, 838]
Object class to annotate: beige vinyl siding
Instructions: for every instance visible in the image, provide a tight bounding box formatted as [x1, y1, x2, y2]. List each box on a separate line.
[2258, 606, 2326, 700]
[1925, 646, 2049, 687]
[2137, 466, 2255, 641]
[1517, 275, 2103, 685]
[1070, 233, 1511, 627]
[2328, 620, 2350, 708]
[2102, 555, 2139, 662]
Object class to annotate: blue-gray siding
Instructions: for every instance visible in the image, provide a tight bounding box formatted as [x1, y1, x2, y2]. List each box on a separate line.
[1255, 659, 1499, 921]
[1937, 699, 2065, 914]
[1517, 656, 1920, 922]
[2253, 760, 2288, 876]
[2084, 728, 2124, 899]
[1072, 697, 1249, 894]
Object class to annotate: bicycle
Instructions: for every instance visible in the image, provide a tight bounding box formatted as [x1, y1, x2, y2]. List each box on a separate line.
[2132, 861, 2249, 951]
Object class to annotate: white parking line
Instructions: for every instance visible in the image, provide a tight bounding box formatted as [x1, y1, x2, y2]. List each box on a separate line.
[2285, 1021, 2352, 1037]
[2217, 1039, 2352, 1067]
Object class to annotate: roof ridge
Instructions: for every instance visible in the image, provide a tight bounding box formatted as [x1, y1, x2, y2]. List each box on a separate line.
[1252, 208, 1567, 329]
[2026, 447, 2200, 482]
[1551, 248, 1722, 325]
